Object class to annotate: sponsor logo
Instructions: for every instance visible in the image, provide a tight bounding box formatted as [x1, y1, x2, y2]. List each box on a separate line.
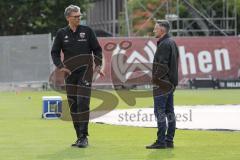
[110, 40, 156, 82]
[77, 39, 87, 42]
[79, 32, 86, 39]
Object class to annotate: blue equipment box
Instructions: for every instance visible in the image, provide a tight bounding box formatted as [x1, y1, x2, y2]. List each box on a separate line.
[42, 96, 62, 119]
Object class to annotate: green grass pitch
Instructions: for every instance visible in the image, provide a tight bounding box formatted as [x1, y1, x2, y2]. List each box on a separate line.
[0, 89, 240, 160]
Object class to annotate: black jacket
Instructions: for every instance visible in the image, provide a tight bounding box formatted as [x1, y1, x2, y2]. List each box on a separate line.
[152, 34, 179, 86]
[51, 25, 102, 72]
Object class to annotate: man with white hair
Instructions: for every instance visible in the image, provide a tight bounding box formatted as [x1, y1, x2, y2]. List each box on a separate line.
[51, 5, 104, 148]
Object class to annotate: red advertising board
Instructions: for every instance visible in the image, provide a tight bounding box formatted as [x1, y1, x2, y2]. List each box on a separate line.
[92, 37, 240, 86]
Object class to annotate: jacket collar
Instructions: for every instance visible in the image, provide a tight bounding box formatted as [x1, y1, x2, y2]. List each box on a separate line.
[157, 33, 170, 45]
[67, 25, 80, 33]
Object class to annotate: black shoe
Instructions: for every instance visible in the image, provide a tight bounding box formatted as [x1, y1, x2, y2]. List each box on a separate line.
[71, 137, 88, 148]
[77, 136, 88, 148]
[71, 139, 80, 147]
[146, 141, 166, 149]
[166, 141, 174, 148]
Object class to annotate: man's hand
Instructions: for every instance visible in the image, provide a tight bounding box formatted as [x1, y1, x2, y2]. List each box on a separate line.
[95, 66, 105, 77]
[60, 67, 71, 76]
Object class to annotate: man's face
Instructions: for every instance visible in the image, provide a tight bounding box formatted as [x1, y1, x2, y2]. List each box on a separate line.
[67, 11, 81, 26]
[153, 23, 165, 38]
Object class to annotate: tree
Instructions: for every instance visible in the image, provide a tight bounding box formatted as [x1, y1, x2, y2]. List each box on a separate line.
[127, 0, 168, 37]
[0, 0, 89, 36]
[126, 0, 239, 36]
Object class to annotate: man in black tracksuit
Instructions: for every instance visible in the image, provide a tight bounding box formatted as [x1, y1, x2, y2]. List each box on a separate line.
[51, 5, 103, 148]
[146, 20, 179, 149]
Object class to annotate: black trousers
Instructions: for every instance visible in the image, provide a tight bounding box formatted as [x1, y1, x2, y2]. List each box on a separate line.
[65, 70, 92, 138]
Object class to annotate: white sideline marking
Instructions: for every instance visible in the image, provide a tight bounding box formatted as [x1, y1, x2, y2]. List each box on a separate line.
[90, 105, 240, 130]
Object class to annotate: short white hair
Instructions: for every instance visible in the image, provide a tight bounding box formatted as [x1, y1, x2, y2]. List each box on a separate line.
[64, 5, 81, 17]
